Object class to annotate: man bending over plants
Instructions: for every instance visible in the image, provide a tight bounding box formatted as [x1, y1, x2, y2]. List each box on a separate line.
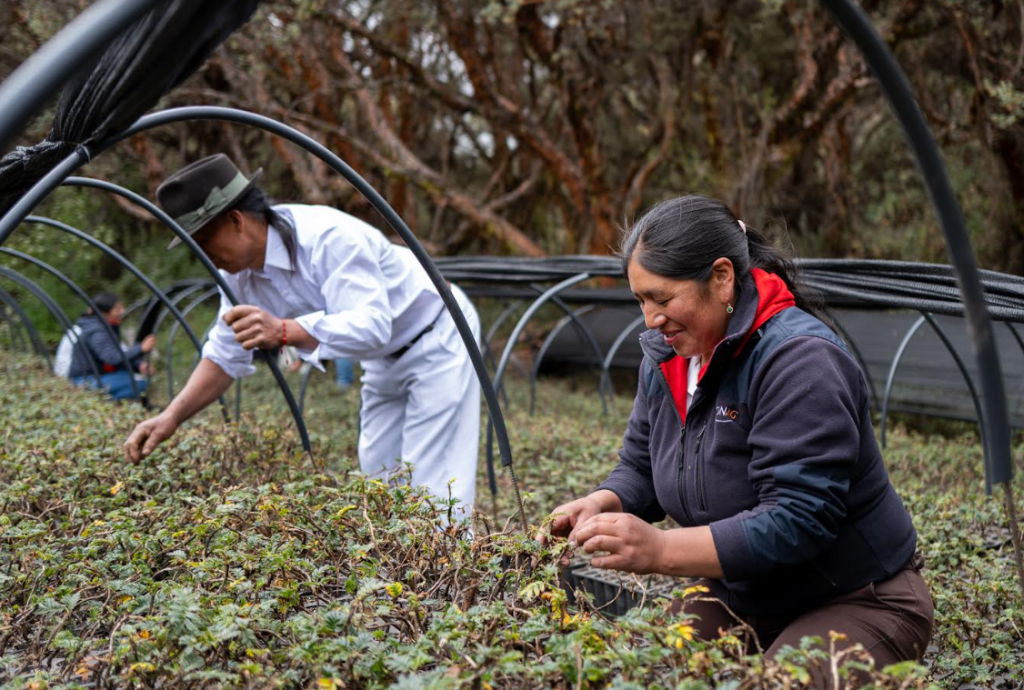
[123, 154, 481, 517]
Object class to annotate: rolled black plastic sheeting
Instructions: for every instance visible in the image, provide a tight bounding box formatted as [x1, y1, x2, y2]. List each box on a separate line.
[439, 256, 1024, 322]
[0, 0, 261, 214]
[0, 0, 161, 153]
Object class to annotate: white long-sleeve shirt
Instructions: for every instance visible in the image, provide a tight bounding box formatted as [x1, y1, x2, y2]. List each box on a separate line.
[201, 204, 443, 379]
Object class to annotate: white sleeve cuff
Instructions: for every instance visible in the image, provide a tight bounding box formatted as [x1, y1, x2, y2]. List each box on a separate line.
[296, 347, 327, 372]
[201, 339, 256, 379]
[203, 354, 257, 380]
[292, 311, 328, 371]
[293, 310, 325, 336]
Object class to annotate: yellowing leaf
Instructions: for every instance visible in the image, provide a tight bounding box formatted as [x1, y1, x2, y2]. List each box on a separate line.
[334, 505, 357, 519]
[518, 581, 546, 601]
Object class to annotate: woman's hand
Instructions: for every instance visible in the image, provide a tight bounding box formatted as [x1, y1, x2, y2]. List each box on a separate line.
[540, 489, 623, 546]
[542, 496, 604, 545]
[572, 512, 668, 574]
[140, 334, 157, 353]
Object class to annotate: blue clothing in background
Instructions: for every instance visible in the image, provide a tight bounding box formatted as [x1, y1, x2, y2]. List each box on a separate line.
[65, 314, 148, 401]
[72, 370, 150, 401]
[335, 358, 355, 388]
[67, 314, 145, 379]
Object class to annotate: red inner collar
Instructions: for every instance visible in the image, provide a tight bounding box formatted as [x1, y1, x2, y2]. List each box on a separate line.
[658, 269, 795, 421]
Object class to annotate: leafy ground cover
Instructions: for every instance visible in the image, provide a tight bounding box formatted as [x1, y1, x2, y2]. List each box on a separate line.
[0, 351, 1022, 689]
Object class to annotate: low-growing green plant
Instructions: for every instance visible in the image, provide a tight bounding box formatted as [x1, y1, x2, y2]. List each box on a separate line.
[0, 352, 1019, 688]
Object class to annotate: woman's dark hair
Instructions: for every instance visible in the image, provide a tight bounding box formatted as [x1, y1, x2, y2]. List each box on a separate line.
[619, 195, 829, 324]
[91, 291, 120, 315]
[227, 185, 297, 269]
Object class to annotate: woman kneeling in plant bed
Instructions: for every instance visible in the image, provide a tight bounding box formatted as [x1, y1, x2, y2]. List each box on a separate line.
[544, 195, 933, 671]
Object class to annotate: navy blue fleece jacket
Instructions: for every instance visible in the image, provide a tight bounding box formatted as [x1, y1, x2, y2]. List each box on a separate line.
[597, 269, 917, 617]
[67, 314, 145, 379]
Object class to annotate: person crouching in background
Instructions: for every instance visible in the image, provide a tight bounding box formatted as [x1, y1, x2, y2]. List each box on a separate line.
[63, 292, 155, 401]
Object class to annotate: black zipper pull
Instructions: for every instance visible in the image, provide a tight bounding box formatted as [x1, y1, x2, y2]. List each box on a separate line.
[695, 422, 707, 450]
[695, 421, 708, 512]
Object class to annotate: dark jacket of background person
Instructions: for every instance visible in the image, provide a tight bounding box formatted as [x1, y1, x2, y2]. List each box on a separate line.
[597, 269, 917, 617]
[67, 314, 146, 379]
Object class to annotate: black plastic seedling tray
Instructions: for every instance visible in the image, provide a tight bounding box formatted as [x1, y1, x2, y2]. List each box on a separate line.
[561, 560, 695, 617]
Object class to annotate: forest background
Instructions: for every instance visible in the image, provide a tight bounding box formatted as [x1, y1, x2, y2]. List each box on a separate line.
[1, 0, 1023, 340]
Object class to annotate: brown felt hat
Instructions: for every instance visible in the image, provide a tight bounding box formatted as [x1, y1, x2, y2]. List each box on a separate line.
[156, 154, 263, 249]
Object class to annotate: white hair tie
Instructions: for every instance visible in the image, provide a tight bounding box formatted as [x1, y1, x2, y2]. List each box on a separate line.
[738, 219, 747, 235]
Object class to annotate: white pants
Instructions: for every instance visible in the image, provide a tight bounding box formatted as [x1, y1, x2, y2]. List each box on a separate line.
[358, 285, 481, 517]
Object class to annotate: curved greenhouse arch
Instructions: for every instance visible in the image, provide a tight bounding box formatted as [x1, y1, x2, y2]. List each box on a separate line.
[0, 246, 140, 397]
[41, 174, 311, 453]
[166, 287, 221, 397]
[21, 215, 232, 419]
[22, 215, 207, 357]
[484, 272, 591, 498]
[0, 285, 49, 365]
[879, 312, 986, 449]
[529, 303, 604, 417]
[0, 266, 101, 383]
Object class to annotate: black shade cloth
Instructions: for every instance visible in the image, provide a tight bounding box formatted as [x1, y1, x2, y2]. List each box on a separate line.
[435, 256, 1024, 323]
[0, 0, 260, 215]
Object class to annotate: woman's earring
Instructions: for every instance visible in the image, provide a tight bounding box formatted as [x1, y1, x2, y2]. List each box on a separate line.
[726, 304, 734, 314]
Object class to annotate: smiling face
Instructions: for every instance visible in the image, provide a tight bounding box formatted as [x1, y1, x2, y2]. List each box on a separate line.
[627, 256, 736, 360]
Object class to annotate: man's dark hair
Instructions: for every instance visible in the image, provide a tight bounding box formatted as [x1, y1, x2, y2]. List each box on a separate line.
[91, 291, 120, 315]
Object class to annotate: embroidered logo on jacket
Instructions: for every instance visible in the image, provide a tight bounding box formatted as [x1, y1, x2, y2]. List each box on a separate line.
[715, 405, 739, 423]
